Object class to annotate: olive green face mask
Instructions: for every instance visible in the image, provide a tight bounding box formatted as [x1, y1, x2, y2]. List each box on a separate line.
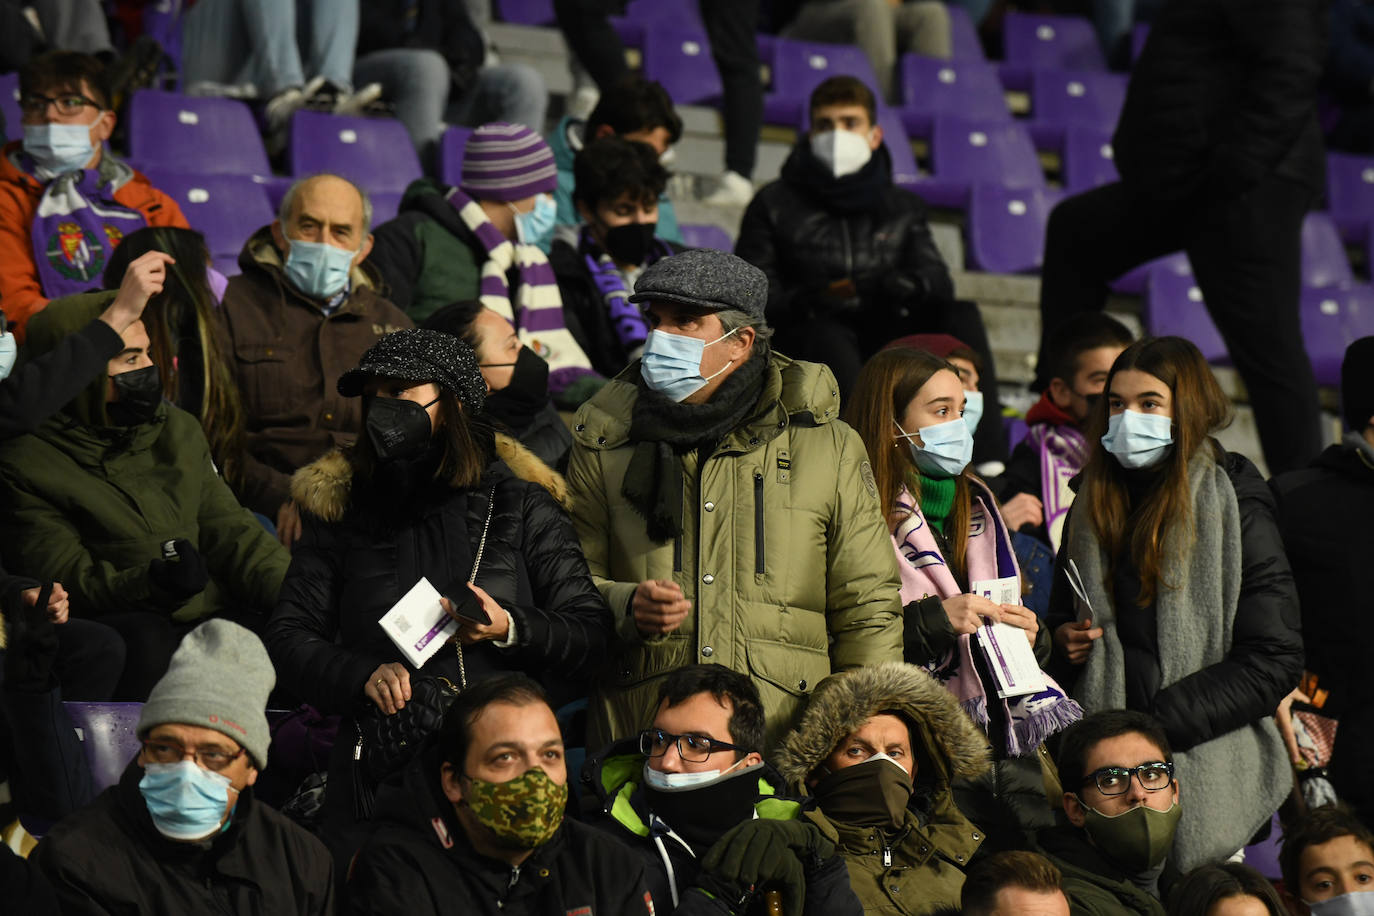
[461, 766, 569, 850]
[1076, 799, 1182, 874]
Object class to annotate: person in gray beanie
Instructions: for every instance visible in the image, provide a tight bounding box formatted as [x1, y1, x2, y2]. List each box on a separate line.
[565, 247, 905, 752]
[29, 619, 336, 914]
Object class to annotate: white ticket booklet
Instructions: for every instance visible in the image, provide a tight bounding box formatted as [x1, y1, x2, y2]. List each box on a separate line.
[971, 576, 1047, 699]
[379, 577, 457, 669]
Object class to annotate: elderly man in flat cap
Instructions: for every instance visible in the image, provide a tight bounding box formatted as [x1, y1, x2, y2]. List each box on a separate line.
[566, 248, 904, 751]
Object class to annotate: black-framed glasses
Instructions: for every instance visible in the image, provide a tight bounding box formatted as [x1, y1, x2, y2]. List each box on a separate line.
[141, 739, 246, 772]
[638, 728, 743, 763]
[19, 93, 102, 118]
[1081, 761, 1174, 796]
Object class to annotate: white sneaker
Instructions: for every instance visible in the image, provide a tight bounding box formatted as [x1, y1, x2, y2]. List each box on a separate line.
[568, 85, 600, 122]
[264, 86, 306, 134]
[702, 170, 754, 207]
[335, 82, 384, 117]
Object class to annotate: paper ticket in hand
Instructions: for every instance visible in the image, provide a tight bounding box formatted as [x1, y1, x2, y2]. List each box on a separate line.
[971, 576, 1047, 699]
[379, 577, 457, 668]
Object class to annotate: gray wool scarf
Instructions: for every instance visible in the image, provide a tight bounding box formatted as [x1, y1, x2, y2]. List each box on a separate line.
[1066, 454, 1289, 871]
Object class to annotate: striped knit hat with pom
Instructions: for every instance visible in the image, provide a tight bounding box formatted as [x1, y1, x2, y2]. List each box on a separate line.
[459, 122, 558, 202]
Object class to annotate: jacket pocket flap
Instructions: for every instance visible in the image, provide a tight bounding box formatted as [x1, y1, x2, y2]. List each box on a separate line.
[746, 639, 829, 699]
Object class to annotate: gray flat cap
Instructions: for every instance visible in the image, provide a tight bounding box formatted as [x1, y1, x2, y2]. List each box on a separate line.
[629, 249, 767, 322]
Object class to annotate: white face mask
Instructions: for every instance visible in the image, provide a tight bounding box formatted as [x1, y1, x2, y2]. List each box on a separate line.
[643, 756, 749, 791]
[809, 128, 873, 178]
[1306, 892, 1374, 916]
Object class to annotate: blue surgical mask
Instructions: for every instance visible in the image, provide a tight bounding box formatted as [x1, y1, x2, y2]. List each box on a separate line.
[1307, 893, 1374, 916]
[1101, 410, 1174, 469]
[22, 122, 96, 180]
[640, 327, 738, 402]
[962, 389, 984, 434]
[283, 238, 355, 301]
[138, 760, 237, 841]
[510, 194, 556, 250]
[0, 332, 15, 382]
[896, 417, 973, 478]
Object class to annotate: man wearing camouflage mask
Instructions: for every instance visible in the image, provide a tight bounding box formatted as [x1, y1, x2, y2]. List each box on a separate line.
[348, 673, 657, 914]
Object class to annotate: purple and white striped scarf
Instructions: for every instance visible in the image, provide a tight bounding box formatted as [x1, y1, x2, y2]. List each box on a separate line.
[1028, 422, 1088, 552]
[446, 187, 595, 398]
[578, 225, 672, 358]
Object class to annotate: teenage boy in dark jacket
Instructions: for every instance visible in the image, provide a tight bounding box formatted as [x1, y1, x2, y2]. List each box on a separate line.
[735, 75, 975, 401]
[347, 673, 656, 915]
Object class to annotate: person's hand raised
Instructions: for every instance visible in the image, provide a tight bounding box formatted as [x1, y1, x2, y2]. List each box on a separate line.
[103, 251, 175, 332]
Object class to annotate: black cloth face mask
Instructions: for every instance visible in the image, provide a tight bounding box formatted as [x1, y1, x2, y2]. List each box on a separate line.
[107, 365, 163, 426]
[482, 346, 550, 428]
[603, 221, 657, 266]
[364, 394, 439, 462]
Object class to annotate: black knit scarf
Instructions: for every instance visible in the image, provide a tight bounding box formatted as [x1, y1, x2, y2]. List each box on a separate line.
[621, 352, 770, 542]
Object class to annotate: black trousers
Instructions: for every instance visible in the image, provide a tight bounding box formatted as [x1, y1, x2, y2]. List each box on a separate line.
[553, 0, 763, 178]
[1034, 175, 1321, 475]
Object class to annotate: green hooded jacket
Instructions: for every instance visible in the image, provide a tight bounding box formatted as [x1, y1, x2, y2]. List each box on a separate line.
[0, 291, 289, 622]
[565, 353, 904, 751]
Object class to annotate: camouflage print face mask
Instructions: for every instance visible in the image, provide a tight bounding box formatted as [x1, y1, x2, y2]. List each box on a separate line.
[462, 766, 568, 850]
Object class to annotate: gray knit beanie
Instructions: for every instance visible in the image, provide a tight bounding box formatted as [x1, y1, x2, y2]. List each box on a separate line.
[137, 620, 275, 768]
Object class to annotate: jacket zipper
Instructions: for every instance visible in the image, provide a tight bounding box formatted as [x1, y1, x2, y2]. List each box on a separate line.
[753, 472, 765, 575]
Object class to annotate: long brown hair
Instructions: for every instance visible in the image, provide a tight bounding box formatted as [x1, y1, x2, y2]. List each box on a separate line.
[348, 387, 496, 494]
[844, 348, 974, 583]
[1077, 336, 1233, 605]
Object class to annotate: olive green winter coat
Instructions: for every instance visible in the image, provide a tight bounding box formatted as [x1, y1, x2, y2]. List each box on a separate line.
[565, 353, 904, 750]
[0, 291, 289, 622]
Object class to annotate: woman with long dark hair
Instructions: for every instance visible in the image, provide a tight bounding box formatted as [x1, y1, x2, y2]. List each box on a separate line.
[1047, 336, 1302, 871]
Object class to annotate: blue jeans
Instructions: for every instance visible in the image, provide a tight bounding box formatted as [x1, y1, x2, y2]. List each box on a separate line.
[353, 49, 548, 157]
[181, 0, 359, 96]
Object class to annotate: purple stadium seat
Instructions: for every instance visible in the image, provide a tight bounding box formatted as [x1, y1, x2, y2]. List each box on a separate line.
[613, 0, 703, 46]
[143, 171, 274, 263]
[1242, 814, 1284, 881]
[680, 223, 735, 252]
[127, 89, 271, 177]
[1143, 262, 1228, 363]
[1004, 416, 1029, 450]
[922, 115, 1044, 209]
[1000, 12, 1106, 92]
[966, 183, 1062, 273]
[1061, 125, 1118, 193]
[289, 109, 422, 195]
[438, 125, 473, 188]
[1110, 251, 1189, 296]
[1028, 69, 1127, 152]
[213, 255, 241, 279]
[65, 702, 143, 792]
[1131, 23, 1151, 63]
[1302, 284, 1374, 386]
[643, 26, 722, 106]
[878, 111, 923, 190]
[494, 0, 554, 25]
[1327, 152, 1374, 245]
[764, 38, 883, 128]
[0, 72, 20, 142]
[948, 4, 986, 60]
[369, 190, 404, 226]
[899, 55, 1010, 139]
[1302, 211, 1354, 289]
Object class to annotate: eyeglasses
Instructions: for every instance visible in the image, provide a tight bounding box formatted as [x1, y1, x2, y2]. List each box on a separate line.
[638, 728, 744, 763]
[19, 93, 102, 118]
[1081, 761, 1174, 796]
[141, 739, 246, 772]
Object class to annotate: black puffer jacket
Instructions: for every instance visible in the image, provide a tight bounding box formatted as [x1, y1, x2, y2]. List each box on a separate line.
[1047, 450, 1304, 752]
[265, 434, 612, 714]
[734, 140, 953, 328]
[1112, 0, 1326, 202]
[1271, 436, 1374, 712]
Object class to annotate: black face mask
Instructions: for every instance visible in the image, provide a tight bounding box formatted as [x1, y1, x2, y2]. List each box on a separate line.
[641, 765, 761, 853]
[482, 346, 550, 428]
[603, 221, 657, 266]
[812, 756, 914, 829]
[107, 365, 163, 426]
[364, 394, 439, 462]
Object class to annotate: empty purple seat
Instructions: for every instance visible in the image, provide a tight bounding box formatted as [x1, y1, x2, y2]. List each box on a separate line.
[438, 125, 473, 188]
[879, 111, 923, 190]
[922, 115, 1044, 209]
[1000, 12, 1106, 92]
[1005, 416, 1029, 450]
[1028, 69, 1127, 152]
[127, 89, 271, 177]
[1131, 23, 1151, 63]
[494, 0, 554, 25]
[614, 1, 704, 48]
[370, 190, 405, 226]
[64, 702, 143, 792]
[1302, 211, 1354, 290]
[1241, 814, 1284, 882]
[0, 72, 20, 142]
[1110, 251, 1188, 296]
[289, 109, 422, 195]
[948, 4, 986, 60]
[966, 183, 1062, 273]
[1143, 262, 1228, 363]
[1061, 125, 1118, 193]
[644, 27, 722, 106]
[764, 38, 883, 128]
[1327, 152, 1374, 244]
[899, 55, 1010, 139]
[680, 223, 735, 252]
[1302, 286, 1374, 385]
[142, 171, 274, 262]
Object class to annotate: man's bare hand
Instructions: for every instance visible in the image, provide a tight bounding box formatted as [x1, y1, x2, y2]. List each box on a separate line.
[102, 251, 175, 332]
[632, 579, 691, 637]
